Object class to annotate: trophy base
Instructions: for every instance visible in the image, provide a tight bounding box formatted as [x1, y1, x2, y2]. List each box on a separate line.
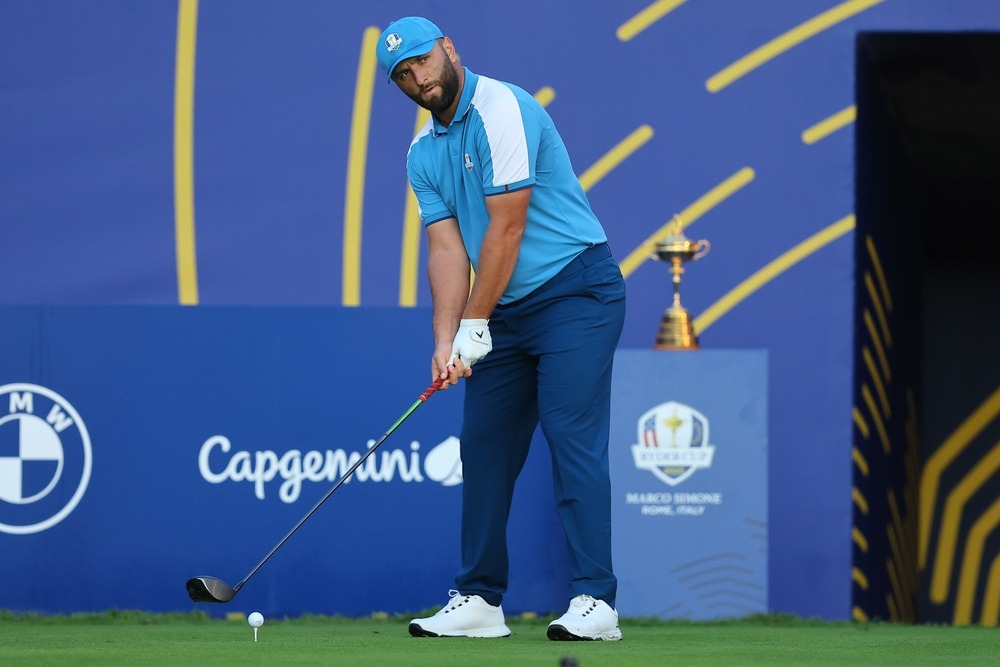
[654, 308, 700, 351]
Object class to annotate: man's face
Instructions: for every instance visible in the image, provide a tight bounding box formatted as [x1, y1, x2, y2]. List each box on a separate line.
[392, 41, 461, 115]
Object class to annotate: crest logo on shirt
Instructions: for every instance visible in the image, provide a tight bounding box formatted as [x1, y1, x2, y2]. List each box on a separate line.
[385, 33, 403, 52]
[464, 153, 474, 171]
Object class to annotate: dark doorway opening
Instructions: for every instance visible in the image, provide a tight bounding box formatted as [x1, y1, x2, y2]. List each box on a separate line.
[854, 32, 1000, 624]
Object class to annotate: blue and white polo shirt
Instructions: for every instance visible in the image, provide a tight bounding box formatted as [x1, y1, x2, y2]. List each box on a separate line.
[406, 68, 607, 304]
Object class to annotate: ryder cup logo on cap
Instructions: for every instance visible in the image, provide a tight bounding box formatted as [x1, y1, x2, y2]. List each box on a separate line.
[385, 33, 403, 52]
[377, 16, 444, 82]
[631, 401, 715, 487]
[0, 384, 92, 534]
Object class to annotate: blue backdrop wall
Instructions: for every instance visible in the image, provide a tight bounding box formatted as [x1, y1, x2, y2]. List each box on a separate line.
[2, 0, 999, 621]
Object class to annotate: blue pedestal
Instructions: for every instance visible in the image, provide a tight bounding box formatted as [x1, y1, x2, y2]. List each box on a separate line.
[610, 350, 768, 619]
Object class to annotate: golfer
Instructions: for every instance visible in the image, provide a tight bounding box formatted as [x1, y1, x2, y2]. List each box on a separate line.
[377, 16, 626, 641]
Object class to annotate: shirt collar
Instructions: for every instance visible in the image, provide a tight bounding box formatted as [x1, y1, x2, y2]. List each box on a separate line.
[432, 67, 478, 135]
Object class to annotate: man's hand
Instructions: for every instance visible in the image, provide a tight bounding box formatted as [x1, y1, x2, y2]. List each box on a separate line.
[450, 318, 492, 369]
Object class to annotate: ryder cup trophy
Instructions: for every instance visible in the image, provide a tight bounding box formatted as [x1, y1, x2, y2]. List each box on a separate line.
[652, 216, 710, 350]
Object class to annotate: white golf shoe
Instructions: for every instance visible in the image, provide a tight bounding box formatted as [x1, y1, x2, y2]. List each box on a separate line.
[409, 590, 512, 638]
[547, 594, 622, 641]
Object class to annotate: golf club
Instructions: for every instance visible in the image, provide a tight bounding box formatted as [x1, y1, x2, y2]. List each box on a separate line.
[186, 377, 444, 603]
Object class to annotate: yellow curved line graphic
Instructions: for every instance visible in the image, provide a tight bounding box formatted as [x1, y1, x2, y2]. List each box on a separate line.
[399, 183, 424, 306]
[617, 0, 687, 42]
[852, 606, 869, 623]
[693, 214, 854, 334]
[885, 558, 903, 621]
[930, 441, 1000, 603]
[852, 446, 869, 477]
[851, 567, 869, 590]
[954, 493, 1000, 624]
[343, 27, 380, 306]
[866, 234, 893, 313]
[534, 86, 556, 107]
[886, 500, 915, 621]
[853, 487, 869, 515]
[852, 527, 869, 552]
[706, 0, 885, 93]
[579, 125, 654, 192]
[885, 593, 899, 621]
[802, 105, 856, 145]
[983, 555, 1000, 625]
[863, 310, 890, 382]
[861, 384, 889, 455]
[620, 167, 755, 279]
[863, 347, 890, 418]
[887, 489, 911, 541]
[919, 385, 1000, 567]
[174, 0, 199, 305]
[853, 406, 870, 439]
[865, 272, 892, 348]
[399, 108, 431, 307]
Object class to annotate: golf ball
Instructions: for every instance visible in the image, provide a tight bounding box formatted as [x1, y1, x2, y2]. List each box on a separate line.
[247, 612, 264, 628]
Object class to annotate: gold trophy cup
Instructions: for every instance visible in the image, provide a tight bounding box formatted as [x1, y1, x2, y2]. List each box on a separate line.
[652, 216, 710, 350]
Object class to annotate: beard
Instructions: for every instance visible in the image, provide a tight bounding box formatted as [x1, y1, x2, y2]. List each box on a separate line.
[407, 56, 461, 116]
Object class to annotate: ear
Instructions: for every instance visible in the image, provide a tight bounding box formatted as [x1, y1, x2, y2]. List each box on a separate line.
[441, 37, 459, 63]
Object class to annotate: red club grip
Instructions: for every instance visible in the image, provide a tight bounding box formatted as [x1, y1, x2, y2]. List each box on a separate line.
[419, 377, 445, 402]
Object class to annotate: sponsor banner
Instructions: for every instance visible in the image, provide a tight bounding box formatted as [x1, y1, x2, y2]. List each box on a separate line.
[0, 384, 92, 534]
[611, 350, 768, 619]
[0, 306, 566, 616]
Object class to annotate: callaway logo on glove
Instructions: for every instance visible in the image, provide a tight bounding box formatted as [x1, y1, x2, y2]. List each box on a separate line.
[450, 318, 492, 367]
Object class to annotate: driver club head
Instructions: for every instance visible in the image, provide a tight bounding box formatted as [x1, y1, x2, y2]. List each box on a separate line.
[184, 381, 445, 606]
[186, 576, 237, 603]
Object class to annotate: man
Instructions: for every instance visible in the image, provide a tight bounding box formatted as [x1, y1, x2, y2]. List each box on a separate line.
[376, 17, 626, 641]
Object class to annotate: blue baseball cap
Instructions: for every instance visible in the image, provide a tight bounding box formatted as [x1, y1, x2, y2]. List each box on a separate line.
[377, 17, 444, 83]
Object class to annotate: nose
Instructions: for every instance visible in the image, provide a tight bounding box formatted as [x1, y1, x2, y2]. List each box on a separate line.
[410, 62, 431, 86]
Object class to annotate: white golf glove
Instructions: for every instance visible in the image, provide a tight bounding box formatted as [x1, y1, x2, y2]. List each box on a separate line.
[450, 318, 492, 368]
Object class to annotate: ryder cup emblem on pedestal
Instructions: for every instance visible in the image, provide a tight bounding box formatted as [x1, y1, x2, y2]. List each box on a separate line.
[0, 384, 92, 535]
[631, 401, 715, 486]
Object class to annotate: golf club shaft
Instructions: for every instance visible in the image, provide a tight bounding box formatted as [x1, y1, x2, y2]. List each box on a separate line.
[231, 377, 444, 593]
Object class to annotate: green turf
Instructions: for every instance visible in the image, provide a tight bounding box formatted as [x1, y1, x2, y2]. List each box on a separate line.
[1, 611, 998, 666]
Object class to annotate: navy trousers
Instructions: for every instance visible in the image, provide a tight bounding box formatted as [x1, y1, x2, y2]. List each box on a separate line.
[455, 243, 626, 608]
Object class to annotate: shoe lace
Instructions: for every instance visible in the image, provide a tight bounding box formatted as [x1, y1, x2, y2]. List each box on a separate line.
[569, 594, 599, 615]
[442, 589, 468, 613]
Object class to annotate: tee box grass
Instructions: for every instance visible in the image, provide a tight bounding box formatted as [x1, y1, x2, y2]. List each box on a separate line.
[1, 611, 999, 667]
